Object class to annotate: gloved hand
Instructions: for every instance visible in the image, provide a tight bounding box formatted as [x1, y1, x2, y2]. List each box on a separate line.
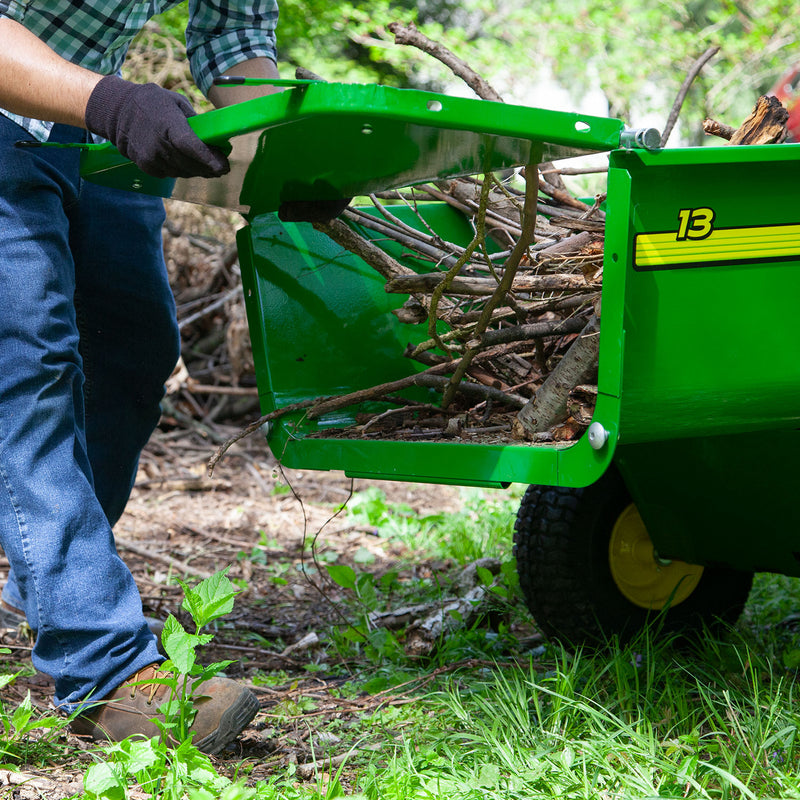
[85, 75, 230, 179]
[278, 197, 352, 223]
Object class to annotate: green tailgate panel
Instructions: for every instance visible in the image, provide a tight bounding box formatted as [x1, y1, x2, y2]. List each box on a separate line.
[80, 82, 628, 488]
[79, 82, 625, 215]
[240, 201, 624, 488]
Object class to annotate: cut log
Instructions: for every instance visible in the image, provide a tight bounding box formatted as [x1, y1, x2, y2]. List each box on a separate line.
[512, 314, 600, 440]
[728, 95, 788, 145]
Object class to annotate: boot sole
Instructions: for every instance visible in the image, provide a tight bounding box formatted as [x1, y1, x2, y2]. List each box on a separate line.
[194, 688, 260, 755]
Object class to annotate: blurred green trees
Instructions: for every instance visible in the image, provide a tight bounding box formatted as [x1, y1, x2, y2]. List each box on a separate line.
[150, 0, 800, 141]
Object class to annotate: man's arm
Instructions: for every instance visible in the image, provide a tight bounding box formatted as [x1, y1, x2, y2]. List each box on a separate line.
[0, 17, 281, 121]
[207, 57, 282, 108]
[0, 16, 277, 178]
[0, 17, 102, 126]
[0, 16, 228, 178]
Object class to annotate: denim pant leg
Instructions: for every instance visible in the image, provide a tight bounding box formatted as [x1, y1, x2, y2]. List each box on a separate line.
[0, 118, 171, 710]
[1, 172, 180, 611]
[70, 172, 181, 527]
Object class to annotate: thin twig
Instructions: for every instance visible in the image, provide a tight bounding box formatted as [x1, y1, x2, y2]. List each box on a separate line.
[178, 286, 240, 331]
[426, 167, 495, 353]
[702, 118, 736, 140]
[441, 163, 539, 407]
[387, 22, 504, 103]
[186, 382, 259, 396]
[661, 45, 720, 147]
[115, 536, 214, 580]
[312, 218, 414, 281]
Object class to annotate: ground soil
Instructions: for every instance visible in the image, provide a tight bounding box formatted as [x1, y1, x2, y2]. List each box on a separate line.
[0, 424, 480, 797]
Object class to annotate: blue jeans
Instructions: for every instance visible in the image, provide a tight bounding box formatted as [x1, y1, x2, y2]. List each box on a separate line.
[0, 116, 180, 710]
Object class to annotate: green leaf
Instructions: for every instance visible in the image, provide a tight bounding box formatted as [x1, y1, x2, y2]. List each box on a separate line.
[362, 675, 390, 694]
[83, 762, 126, 799]
[126, 738, 161, 774]
[162, 615, 198, 674]
[0, 673, 18, 691]
[783, 648, 800, 669]
[489, 584, 508, 599]
[10, 692, 32, 735]
[181, 569, 239, 628]
[326, 563, 357, 590]
[476, 566, 494, 586]
[216, 782, 257, 800]
[16, 715, 63, 732]
[172, 738, 228, 788]
[193, 660, 236, 685]
[342, 624, 367, 642]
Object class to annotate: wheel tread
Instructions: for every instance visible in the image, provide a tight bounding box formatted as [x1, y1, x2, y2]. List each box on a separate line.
[513, 473, 754, 646]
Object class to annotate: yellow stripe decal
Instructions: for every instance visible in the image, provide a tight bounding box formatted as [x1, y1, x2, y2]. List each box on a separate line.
[635, 223, 800, 269]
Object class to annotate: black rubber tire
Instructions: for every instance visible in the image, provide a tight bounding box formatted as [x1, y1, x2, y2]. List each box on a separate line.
[512, 467, 754, 647]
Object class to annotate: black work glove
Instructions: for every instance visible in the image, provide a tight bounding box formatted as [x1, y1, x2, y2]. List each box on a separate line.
[85, 75, 230, 179]
[278, 197, 352, 223]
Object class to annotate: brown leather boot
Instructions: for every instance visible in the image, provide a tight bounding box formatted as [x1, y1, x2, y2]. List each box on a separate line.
[70, 664, 259, 755]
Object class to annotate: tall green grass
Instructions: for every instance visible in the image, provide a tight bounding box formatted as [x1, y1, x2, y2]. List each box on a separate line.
[355, 623, 800, 799]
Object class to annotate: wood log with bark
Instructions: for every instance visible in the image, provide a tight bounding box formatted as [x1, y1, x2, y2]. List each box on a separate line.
[704, 94, 789, 145]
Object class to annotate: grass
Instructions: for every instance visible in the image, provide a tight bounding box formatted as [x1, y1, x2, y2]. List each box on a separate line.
[3, 488, 800, 799]
[348, 627, 800, 799]
[342, 485, 521, 564]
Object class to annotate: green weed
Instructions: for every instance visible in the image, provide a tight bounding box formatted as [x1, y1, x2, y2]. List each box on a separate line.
[5, 491, 800, 800]
[0, 654, 66, 766]
[349, 618, 800, 799]
[343, 486, 520, 565]
[81, 569, 252, 800]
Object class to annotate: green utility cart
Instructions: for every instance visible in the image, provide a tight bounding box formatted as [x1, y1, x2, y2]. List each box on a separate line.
[82, 81, 800, 644]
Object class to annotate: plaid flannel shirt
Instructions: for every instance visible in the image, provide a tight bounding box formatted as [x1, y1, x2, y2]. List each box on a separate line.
[0, 0, 279, 140]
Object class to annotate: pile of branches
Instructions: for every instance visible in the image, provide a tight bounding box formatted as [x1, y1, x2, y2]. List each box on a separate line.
[290, 25, 614, 448]
[313, 169, 604, 445]
[273, 32, 789, 452]
[161, 202, 263, 435]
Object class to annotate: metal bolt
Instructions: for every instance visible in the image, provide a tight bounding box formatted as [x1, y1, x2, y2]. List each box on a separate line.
[619, 127, 662, 151]
[587, 421, 609, 450]
[131, 179, 143, 191]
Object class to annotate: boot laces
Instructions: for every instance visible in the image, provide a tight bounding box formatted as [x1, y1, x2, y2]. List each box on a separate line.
[127, 665, 167, 705]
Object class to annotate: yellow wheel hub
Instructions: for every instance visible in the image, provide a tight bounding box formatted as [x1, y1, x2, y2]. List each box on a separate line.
[608, 504, 704, 610]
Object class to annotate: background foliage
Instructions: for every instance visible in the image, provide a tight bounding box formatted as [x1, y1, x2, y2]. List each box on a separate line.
[275, 0, 800, 142]
[150, 0, 800, 142]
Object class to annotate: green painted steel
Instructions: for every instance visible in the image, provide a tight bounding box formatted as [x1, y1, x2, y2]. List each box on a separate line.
[79, 81, 625, 216]
[607, 142, 800, 574]
[615, 432, 800, 577]
[239, 201, 622, 488]
[610, 144, 800, 443]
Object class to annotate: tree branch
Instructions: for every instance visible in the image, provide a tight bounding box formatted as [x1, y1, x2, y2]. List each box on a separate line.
[661, 45, 720, 146]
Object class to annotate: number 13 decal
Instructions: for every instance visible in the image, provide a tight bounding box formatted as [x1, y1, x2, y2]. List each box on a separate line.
[676, 207, 715, 241]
